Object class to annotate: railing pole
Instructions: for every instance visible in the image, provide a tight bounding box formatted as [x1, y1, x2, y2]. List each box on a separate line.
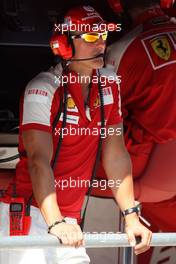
[0, 233, 176, 249]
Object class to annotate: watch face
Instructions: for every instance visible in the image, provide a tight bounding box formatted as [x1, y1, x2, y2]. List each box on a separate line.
[10, 203, 23, 212]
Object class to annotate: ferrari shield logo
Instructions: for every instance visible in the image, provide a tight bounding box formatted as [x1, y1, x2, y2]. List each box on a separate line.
[151, 37, 171, 61]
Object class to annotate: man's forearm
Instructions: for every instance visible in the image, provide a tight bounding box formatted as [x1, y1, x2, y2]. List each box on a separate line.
[28, 158, 63, 225]
[103, 152, 139, 222]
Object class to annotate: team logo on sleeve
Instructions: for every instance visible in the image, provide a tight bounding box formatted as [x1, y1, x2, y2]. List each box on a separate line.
[142, 33, 176, 69]
[151, 37, 171, 61]
[25, 88, 48, 104]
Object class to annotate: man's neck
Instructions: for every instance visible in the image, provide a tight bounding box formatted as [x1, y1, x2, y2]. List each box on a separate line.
[68, 63, 94, 103]
[68, 63, 93, 88]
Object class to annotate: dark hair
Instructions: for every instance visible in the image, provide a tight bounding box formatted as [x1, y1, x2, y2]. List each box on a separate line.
[121, 0, 159, 10]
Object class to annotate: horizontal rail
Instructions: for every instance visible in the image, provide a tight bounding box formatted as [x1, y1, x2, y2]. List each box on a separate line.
[0, 233, 176, 249]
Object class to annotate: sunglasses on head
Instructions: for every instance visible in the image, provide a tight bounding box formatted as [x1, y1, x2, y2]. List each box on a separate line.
[71, 32, 108, 43]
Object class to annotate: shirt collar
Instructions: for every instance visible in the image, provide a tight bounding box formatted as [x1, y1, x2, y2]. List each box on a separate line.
[63, 69, 98, 121]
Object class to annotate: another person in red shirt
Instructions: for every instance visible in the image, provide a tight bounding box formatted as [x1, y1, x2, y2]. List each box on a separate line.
[106, 0, 176, 200]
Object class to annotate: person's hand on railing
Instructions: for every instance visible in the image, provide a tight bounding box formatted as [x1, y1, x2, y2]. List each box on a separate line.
[124, 215, 152, 255]
[49, 222, 85, 248]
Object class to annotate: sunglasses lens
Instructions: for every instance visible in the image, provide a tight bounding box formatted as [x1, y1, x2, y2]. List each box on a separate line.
[102, 32, 108, 41]
[84, 34, 99, 42]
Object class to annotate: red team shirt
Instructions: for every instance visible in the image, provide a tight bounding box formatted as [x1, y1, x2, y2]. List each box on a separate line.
[7, 66, 122, 221]
[106, 7, 176, 178]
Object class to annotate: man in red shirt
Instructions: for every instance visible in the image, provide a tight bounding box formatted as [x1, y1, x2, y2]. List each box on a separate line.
[0, 5, 151, 264]
[104, 3, 176, 263]
[106, 0, 176, 180]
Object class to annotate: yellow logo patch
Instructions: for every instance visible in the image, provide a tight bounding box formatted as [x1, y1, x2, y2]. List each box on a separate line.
[93, 96, 100, 108]
[67, 97, 76, 109]
[150, 37, 171, 61]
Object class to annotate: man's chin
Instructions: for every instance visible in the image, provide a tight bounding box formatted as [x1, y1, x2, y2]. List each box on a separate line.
[91, 57, 104, 68]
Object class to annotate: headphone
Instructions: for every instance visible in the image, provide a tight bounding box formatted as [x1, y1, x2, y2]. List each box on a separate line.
[50, 30, 75, 61]
[50, 30, 105, 63]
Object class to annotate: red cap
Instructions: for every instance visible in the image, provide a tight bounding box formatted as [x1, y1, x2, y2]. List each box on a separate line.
[63, 5, 117, 32]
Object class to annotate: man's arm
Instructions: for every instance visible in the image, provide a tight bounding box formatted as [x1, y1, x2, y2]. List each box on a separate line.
[102, 123, 152, 255]
[22, 129, 62, 225]
[22, 129, 84, 247]
[102, 123, 137, 214]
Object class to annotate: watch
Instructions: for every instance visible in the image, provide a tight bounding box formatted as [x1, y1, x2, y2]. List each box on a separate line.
[122, 205, 140, 217]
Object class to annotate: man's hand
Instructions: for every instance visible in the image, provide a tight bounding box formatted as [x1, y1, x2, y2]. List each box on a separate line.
[125, 216, 152, 255]
[49, 222, 84, 248]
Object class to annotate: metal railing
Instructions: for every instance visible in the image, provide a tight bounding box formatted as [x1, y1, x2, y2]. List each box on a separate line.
[0, 233, 176, 249]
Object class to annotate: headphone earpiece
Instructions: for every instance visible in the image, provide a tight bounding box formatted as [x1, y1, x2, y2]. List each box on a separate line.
[50, 32, 74, 60]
